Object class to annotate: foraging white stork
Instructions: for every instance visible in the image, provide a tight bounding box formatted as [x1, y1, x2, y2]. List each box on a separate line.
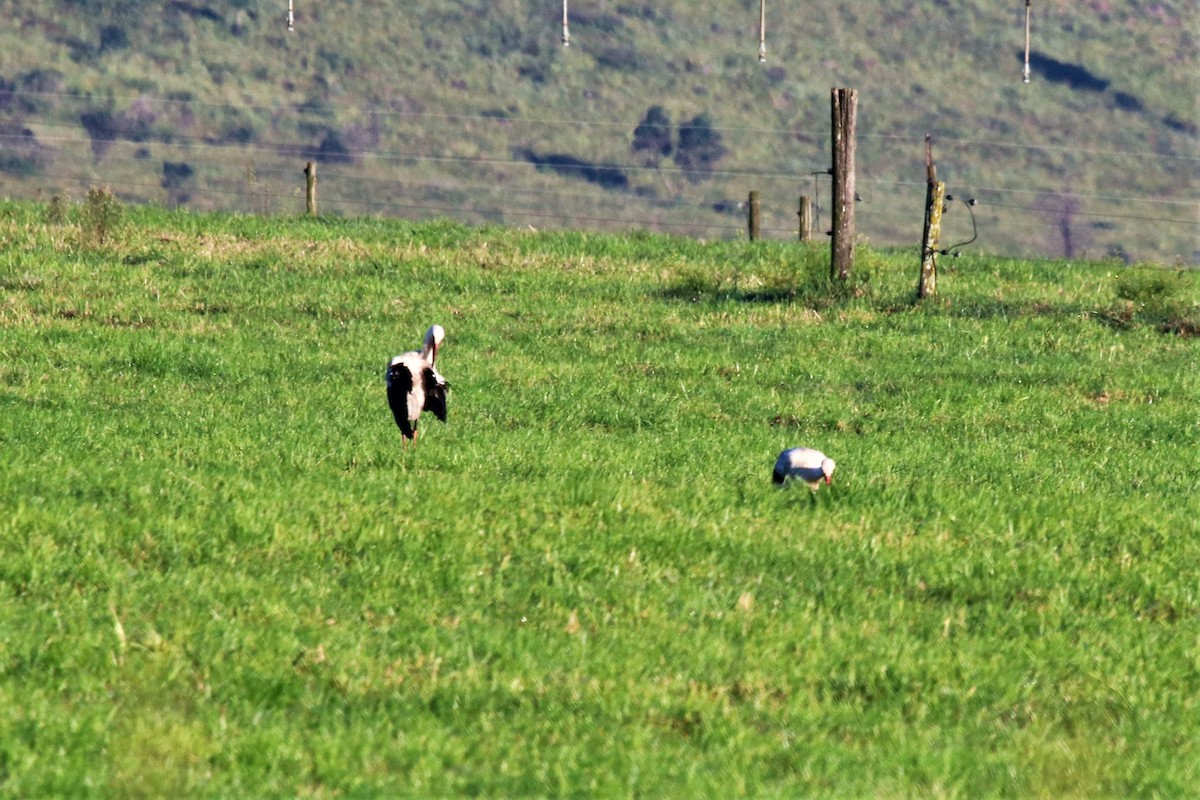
[386, 324, 449, 445]
[773, 447, 836, 489]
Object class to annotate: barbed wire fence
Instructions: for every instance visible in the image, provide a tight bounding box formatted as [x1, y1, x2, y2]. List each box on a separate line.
[1, 88, 1196, 265]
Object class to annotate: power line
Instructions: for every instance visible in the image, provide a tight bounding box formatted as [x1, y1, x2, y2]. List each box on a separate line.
[4, 132, 1196, 214]
[7, 158, 1195, 234]
[3, 137, 1194, 261]
[5, 87, 1198, 162]
[977, 199, 1198, 227]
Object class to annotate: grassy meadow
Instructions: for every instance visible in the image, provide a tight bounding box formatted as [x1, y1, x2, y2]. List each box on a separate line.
[0, 198, 1198, 797]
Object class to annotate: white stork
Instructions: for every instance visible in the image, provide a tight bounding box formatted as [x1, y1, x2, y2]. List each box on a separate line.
[386, 324, 449, 445]
[773, 447, 836, 489]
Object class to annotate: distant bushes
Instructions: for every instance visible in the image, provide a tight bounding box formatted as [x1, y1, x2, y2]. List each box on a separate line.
[1025, 51, 1109, 92]
[79, 97, 161, 160]
[99, 24, 129, 53]
[0, 122, 49, 174]
[0, 69, 65, 114]
[1021, 51, 1183, 129]
[317, 131, 354, 164]
[162, 161, 194, 207]
[675, 113, 727, 181]
[632, 106, 673, 166]
[631, 107, 727, 181]
[519, 148, 628, 190]
[79, 108, 118, 160]
[462, 11, 538, 59]
[594, 45, 645, 71]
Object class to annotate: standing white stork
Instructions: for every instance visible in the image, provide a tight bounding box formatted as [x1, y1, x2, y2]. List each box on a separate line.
[386, 324, 449, 445]
[773, 447, 836, 489]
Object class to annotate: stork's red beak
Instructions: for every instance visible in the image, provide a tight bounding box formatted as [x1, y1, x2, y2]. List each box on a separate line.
[825, 475, 832, 485]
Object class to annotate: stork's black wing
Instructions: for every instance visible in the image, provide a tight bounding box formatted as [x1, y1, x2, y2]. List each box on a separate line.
[422, 367, 449, 423]
[386, 362, 416, 439]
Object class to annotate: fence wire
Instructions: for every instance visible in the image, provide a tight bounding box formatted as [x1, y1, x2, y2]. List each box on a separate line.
[1, 90, 1196, 265]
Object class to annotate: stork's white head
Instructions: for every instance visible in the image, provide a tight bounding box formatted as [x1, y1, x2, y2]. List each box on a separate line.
[423, 324, 445, 363]
[821, 457, 836, 486]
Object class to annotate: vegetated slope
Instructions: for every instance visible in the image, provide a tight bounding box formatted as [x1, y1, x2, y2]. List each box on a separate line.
[0, 0, 1196, 263]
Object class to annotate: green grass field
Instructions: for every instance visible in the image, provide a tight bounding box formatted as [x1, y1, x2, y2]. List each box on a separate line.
[1, 199, 1198, 797]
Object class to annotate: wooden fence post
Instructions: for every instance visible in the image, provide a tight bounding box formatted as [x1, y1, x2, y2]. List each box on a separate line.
[748, 191, 761, 241]
[830, 88, 857, 281]
[304, 161, 316, 216]
[918, 181, 945, 299]
[918, 134, 943, 299]
[798, 196, 813, 242]
[758, 0, 767, 62]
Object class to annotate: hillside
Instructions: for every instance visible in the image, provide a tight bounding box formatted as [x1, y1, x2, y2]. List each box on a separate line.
[0, 0, 1197, 263]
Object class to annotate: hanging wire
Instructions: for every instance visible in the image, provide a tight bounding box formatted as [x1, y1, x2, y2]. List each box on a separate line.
[809, 169, 832, 233]
[758, 0, 767, 63]
[1023, 1, 1032, 83]
[937, 195, 981, 255]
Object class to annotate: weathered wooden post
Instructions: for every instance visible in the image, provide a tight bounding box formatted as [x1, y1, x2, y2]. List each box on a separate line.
[918, 134, 944, 299]
[1023, 0, 1033, 83]
[304, 161, 316, 216]
[758, 0, 767, 62]
[798, 196, 813, 242]
[748, 191, 761, 241]
[830, 88, 857, 281]
[918, 183, 945, 298]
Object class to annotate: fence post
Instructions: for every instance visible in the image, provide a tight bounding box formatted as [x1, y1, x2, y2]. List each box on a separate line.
[748, 191, 761, 241]
[798, 196, 813, 242]
[758, 0, 766, 62]
[830, 88, 857, 281]
[918, 181, 945, 299]
[304, 161, 317, 216]
[918, 134, 942, 299]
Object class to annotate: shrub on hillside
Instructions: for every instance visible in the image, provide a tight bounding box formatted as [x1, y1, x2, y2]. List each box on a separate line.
[0, 123, 50, 175]
[80, 109, 117, 161]
[317, 131, 354, 164]
[632, 106, 673, 166]
[162, 161, 195, 208]
[99, 24, 129, 53]
[675, 113, 726, 182]
[4, 69, 65, 113]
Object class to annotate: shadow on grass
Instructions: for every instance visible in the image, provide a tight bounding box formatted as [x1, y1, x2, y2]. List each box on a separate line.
[658, 252, 1198, 336]
[658, 261, 869, 308]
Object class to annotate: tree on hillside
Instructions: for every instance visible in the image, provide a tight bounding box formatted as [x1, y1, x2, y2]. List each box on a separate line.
[674, 112, 726, 182]
[631, 105, 672, 167]
[80, 109, 117, 162]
